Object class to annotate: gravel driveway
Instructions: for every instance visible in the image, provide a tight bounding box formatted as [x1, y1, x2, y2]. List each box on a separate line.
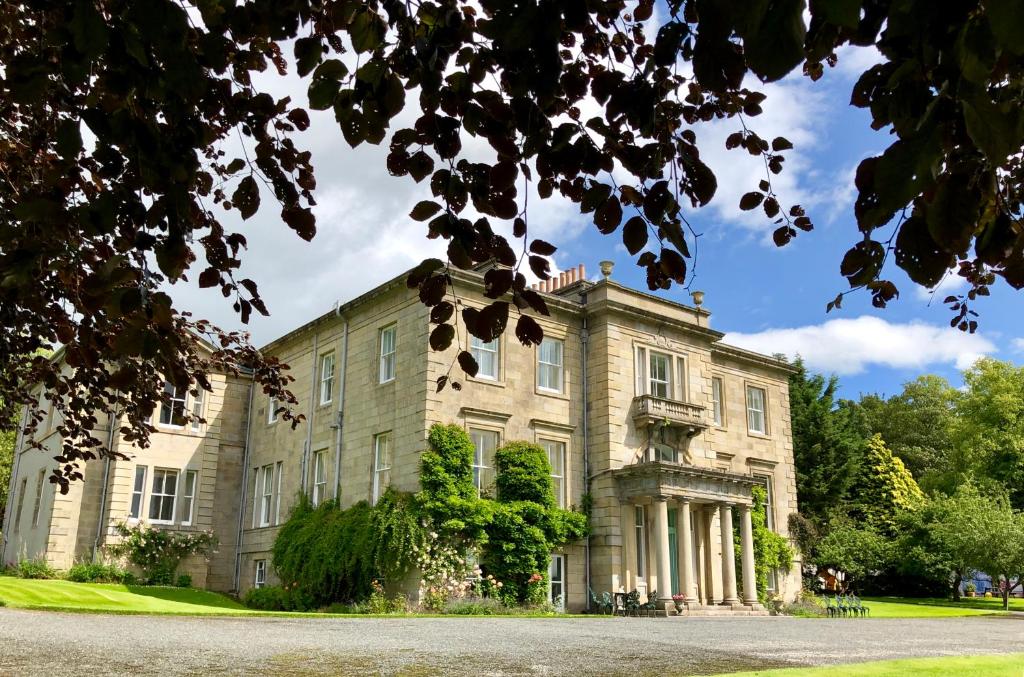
[0, 608, 1021, 676]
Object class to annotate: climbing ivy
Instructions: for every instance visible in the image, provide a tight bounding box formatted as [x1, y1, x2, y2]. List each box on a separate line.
[734, 486, 794, 605]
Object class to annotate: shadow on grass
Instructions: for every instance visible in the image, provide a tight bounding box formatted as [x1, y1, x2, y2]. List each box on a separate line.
[124, 585, 246, 610]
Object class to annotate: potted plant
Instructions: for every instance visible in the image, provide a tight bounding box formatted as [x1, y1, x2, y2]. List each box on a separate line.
[671, 594, 687, 612]
[965, 581, 977, 598]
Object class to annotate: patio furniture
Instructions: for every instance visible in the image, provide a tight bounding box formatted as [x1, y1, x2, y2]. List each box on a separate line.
[588, 588, 613, 615]
[639, 590, 658, 617]
[823, 595, 838, 617]
[600, 591, 614, 615]
[613, 591, 628, 617]
[850, 594, 869, 617]
[625, 589, 642, 617]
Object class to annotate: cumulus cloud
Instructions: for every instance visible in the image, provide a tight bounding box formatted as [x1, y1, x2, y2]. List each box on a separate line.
[913, 272, 969, 302]
[1012, 338, 1024, 354]
[724, 316, 996, 375]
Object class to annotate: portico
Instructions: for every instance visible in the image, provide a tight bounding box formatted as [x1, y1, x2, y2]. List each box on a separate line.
[612, 461, 764, 613]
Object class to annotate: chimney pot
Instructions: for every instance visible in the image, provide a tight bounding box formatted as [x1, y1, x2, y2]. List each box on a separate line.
[578, 264, 585, 281]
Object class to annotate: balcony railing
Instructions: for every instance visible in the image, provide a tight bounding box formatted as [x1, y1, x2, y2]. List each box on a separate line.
[632, 394, 708, 433]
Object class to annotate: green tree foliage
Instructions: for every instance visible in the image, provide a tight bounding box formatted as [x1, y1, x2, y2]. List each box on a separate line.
[848, 435, 924, 535]
[736, 486, 794, 604]
[0, 425, 13, 531]
[859, 375, 959, 487]
[483, 442, 587, 605]
[788, 359, 866, 523]
[6, 1, 1024, 491]
[954, 358, 1024, 509]
[814, 516, 891, 592]
[418, 424, 491, 542]
[971, 500, 1024, 611]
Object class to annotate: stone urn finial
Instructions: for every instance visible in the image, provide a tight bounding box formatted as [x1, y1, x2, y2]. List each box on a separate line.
[599, 260, 614, 279]
[691, 290, 705, 308]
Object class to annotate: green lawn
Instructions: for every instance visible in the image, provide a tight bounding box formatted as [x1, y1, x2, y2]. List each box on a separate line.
[715, 653, 1024, 677]
[861, 596, 1022, 617]
[0, 577, 256, 615]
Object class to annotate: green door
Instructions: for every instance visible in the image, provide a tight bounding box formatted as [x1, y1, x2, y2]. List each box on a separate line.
[668, 510, 679, 595]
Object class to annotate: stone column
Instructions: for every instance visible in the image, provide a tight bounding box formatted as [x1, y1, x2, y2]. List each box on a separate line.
[677, 499, 696, 604]
[740, 504, 759, 606]
[621, 502, 636, 592]
[693, 508, 706, 604]
[652, 497, 673, 609]
[702, 506, 719, 604]
[719, 503, 739, 605]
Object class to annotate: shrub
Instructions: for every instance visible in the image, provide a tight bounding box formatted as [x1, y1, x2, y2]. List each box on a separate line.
[443, 596, 508, 615]
[16, 558, 57, 579]
[243, 585, 310, 611]
[176, 574, 192, 588]
[105, 522, 216, 584]
[419, 424, 491, 542]
[66, 562, 134, 584]
[782, 592, 827, 617]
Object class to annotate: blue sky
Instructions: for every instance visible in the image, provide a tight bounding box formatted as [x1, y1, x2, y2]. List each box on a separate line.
[170, 42, 1021, 401]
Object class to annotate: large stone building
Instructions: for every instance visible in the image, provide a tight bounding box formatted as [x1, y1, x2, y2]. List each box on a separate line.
[2, 261, 801, 612]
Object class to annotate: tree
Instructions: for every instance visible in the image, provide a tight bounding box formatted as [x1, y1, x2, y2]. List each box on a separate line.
[848, 434, 924, 535]
[788, 359, 866, 524]
[814, 515, 891, 593]
[953, 358, 1024, 510]
[3, 1, 1024, 490]
[0, 419, 14, 531]
[859, 375, 959, 487]
[967, 492, 1024, 611]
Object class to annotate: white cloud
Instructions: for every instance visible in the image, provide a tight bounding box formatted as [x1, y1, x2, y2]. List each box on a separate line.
[724, 316, 996, 375]
[1012, 338, 1024, 354]
[913, 272, 969, 302]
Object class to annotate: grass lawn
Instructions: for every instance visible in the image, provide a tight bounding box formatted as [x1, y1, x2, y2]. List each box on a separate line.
[0, 577, 257, 615]
[715, 653, 1024, 677]
[861, 596, 1022, 617]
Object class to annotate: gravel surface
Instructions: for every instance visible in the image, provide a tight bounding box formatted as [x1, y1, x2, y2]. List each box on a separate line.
[0, 608, 1022, 676]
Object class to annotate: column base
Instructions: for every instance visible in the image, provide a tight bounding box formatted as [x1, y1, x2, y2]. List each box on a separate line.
[719, 597, 740, 607]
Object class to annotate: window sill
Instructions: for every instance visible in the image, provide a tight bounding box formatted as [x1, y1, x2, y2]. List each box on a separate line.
[468, 375, 505, 387]
[746, 430, 771, 440]
[536, 387, 569, 400]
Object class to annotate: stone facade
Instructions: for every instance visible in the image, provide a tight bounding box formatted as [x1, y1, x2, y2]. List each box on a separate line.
[2, 262, 800, 612]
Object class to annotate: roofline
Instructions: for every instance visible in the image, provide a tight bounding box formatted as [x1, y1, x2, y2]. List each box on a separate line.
[712, 342, 797, 374]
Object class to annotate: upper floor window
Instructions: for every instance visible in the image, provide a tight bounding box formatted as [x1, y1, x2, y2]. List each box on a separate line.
[254, 559, 267, 589]
[470, 336, 499, 380]
[13, 478, 27, 533]
[372, 433, 392, 504]
[267, 397, 278, 425]
[712, 377, 724, 426]
[541, 439, 566, 507]
[159, 381, 187, 427]
[312, 450, 327, 506]
[148, 468, 178, 524]
[319, 353, 335, 405]
[537, 338, 564, 393]
[190, 389, 205, 431]
[129, 466, 147, 520]
[746, 385, 767, 435]
[648, 352, 672, 398]
[257, 464, 275, 527]
[379, 325, 397, 383]
[469, 428, 499, 495]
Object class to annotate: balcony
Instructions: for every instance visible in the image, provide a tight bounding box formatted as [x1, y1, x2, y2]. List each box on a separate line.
[632, 395, 709, 437]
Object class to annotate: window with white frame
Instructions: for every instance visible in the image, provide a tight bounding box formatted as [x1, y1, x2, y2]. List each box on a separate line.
[190, 388, 205, 431]
[379, 324, 397, 383]
[254, 559, 267, 589]
[537, 338, 564, 393]
[129, 466, 146, 519]
[372, 433, 392, 504]
[30, 469, 45, 527]
[548, 554, 565, 611]
[13, 478, 27, 532]
[312, 450, 327, 506]
[258, 464, 274, 527]
[470, 336, 499, 380]
[712, 377, 724, 426]
[648, 351, 672, 398]
[469, 428, 499, 495]
[267, 397, 278, 424]
[159, 381, 187, 427]
[746, 385, 767, 435]
[179, 470, 198, 525]
[319, 353, 335, 405]
[274, 461, 283, 524]
[634, 505, 647, 580]
[541, 439, 566, 508]
[148, 468, 178, 523]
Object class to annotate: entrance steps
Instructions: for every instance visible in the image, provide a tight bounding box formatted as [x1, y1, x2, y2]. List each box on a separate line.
[667, 603, 769, 617]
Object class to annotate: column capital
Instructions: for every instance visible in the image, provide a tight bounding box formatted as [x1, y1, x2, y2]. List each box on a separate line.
[653, 495, 670, 503]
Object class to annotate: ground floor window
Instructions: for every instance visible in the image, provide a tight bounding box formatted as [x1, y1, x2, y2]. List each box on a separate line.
[129, 466, 147, 519]
[148, 468, 178, 524]
[548, 554, 565, 611]
[254, 559, 267, 589]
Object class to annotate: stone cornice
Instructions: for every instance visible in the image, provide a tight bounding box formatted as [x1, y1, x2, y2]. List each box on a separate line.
[529, 418, 577, 433]
[586, 297, 725, 342]
[460, 406, 513, 422]
[611, 461, 760, 505]
[711, 343, 798, 374]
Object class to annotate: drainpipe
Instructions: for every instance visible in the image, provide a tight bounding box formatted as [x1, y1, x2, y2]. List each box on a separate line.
[92, 396, 120, 562]
[302, 333, 319, 495]
[580, 293, 591, 611]
[232, 373, 256, 592]
[332, 309, 349, 500]
[1, 404, 29, 563]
